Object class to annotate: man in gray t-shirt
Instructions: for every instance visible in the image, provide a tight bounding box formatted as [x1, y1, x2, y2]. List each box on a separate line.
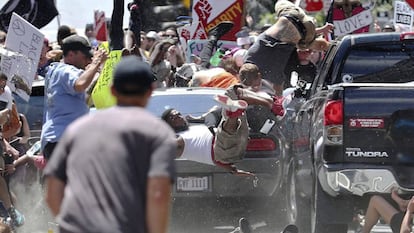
[44, 56, 176, 233]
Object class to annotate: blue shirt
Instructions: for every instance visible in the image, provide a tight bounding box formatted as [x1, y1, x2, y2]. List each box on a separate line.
[41, 62, 89, 149]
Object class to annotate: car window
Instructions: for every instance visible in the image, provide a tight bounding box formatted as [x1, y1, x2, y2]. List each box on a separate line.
[147, 94, 220, 117]
[339, 44, 414, 83]
[15, 81, 44, 137]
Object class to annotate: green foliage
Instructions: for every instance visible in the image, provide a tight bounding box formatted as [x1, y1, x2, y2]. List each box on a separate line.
[259, 12, 277, 26]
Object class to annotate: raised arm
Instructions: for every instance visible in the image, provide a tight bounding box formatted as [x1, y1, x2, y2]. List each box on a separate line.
[235, 86, 273, 109]
[74, 49, 108, 92]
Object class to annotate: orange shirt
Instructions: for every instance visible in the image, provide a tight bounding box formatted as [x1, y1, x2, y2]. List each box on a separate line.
[201, 71, 239, 88]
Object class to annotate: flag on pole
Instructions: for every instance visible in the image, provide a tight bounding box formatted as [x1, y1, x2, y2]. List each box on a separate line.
[0, 0, 58, 32]
[94, 10, 108, 42]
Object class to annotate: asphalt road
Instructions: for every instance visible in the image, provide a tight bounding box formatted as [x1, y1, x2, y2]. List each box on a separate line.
[167, 198, 395, 233]
[8, 170, 395, 233]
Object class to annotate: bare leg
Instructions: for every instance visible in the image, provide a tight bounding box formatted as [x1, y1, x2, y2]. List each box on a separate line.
[0, 176, 12, 209]
[362, 195, 399, 233]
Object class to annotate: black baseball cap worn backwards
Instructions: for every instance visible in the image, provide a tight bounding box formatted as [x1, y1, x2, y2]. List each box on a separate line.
[113, 56, 157, 95]
[61, 34, 93, 58]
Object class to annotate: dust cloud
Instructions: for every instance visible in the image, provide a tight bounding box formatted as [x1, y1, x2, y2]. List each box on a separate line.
[9, 165, 54, 233]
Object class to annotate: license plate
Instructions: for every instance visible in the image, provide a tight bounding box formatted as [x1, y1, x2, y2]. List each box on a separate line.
[176, 176, 209, 192]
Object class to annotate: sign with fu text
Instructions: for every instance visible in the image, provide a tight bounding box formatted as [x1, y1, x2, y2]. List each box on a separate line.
[185, 39, 237, 63]
[0, 13, 44, 102]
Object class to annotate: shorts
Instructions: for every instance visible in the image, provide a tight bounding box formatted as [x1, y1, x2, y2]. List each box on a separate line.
[213, 113, 248, 164]
[43, 142, 58, 161]
[245, 33, 296, 85]
[390, 211, 405, 233]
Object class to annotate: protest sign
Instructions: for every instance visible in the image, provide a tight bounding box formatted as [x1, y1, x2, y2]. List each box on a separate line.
[91, 43, 121, 109]
[394, 1, 414, 32]
[333, 9, 373, 36]
[94, 10, 108, 42]
[186, 39, 237, 63]
[179, 0, 244, 42]
[0, 12, 44, 102]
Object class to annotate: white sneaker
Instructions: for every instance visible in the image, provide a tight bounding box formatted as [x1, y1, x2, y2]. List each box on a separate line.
[214, 94, 248, 112]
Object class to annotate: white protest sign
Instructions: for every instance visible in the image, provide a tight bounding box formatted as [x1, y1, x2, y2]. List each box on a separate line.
[394, 1, 414, 32]
[334, 10, 373, 36]
[186, 39, 237, 63]
[0, 13, 44, 102]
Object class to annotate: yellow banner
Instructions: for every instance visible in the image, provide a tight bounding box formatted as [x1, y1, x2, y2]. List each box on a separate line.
[91, 48, 122, 109]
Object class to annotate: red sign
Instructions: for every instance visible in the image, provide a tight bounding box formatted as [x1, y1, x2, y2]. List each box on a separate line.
[407, 0, 414, 10]
[182, 0, 244, 41]
[94, 10, 108, 42]
[305, 0, 323, 12]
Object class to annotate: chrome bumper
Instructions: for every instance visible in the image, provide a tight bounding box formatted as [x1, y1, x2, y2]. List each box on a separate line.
[325, 169, 414, 196]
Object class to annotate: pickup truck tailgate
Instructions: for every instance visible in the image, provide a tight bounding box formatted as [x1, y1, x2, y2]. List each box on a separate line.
[343, 85, 414, 164]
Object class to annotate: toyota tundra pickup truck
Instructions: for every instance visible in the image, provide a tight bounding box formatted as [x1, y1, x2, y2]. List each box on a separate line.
[284, 32, 414, 233]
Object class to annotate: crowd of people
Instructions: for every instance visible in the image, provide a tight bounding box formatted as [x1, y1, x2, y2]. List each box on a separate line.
[0, 0, 408, 232]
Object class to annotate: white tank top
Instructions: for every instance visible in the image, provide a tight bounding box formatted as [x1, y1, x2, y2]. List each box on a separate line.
[178, 125, 214, 165]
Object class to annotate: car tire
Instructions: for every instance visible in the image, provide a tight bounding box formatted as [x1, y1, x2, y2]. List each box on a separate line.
[311, 180, 348, 233]
[286, 160, 311, 233]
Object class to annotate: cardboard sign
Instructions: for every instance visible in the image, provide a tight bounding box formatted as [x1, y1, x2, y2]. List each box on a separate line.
[180, 0, 244, 42]
[0, 13, 44, 102]
[333, 9, 372, 36]
[91, 43, 121, 109]
[186, 39, 237, 63]
[394, 1, 414, 32]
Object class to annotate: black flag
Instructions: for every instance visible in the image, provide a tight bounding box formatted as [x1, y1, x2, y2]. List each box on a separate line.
[0, 0, 59, 32]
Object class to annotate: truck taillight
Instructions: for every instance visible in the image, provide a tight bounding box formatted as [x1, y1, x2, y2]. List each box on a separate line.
[400, 32, 414, 40]
[324, 100, 343, 144]
[324, 100, 343, 125]
[246, 138, 276, 151]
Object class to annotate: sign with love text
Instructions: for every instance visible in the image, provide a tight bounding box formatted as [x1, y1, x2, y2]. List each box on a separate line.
[333, 9, 372, 36]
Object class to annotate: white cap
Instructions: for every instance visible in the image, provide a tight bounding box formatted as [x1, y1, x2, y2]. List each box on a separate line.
[237, 36, 251, 46]
[146, 31, 160, 41]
